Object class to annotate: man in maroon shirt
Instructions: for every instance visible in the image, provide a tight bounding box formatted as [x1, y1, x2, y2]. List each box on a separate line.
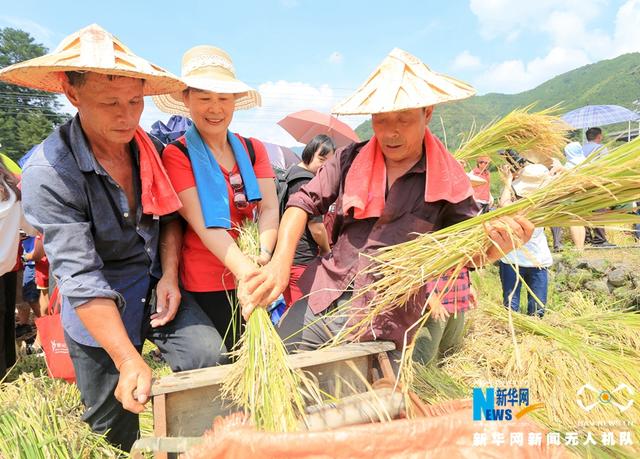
[241, 49, 534, 365]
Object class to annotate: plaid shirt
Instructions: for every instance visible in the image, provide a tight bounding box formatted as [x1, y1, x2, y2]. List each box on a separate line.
[425, 267, 472, 314]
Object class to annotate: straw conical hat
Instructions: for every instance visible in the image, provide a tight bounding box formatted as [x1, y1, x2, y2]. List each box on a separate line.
[153, 45, 261, 115]
[0, 24, 184, 96]
[466, 172, 487, 186]
[333, 48, 476, 115]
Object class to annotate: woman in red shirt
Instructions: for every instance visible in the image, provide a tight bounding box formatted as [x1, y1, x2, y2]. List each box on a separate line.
[154, 46, 278, 356]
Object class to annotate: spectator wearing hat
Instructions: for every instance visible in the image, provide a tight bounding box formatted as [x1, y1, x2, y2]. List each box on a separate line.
[3, 25, 225, 451]
[153, 45, 278, 353]
[471, 156, 493, 214]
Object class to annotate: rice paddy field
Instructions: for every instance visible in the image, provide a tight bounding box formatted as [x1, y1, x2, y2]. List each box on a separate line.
[2, 230, 639, 458]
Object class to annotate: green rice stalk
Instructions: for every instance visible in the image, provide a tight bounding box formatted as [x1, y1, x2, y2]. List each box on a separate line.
[220, 219, 308, 432]
[0, 373, 123, 458]
[453, 104, 570, 165]
[332, 136, 640, 344]
[411, 363, 468, 404]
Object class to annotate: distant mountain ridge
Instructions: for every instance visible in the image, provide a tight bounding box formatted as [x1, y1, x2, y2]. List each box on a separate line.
[355, 53, 640, 148]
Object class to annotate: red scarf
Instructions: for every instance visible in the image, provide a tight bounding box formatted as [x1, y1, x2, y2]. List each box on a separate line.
[134, 127, 182, 216]
[343, 128, 473, 219]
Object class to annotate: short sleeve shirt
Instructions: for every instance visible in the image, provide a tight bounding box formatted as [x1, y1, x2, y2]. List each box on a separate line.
[162, 135, 275, 292]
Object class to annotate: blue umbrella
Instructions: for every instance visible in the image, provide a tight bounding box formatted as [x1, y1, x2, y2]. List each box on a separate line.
[562, 105, 640, 129]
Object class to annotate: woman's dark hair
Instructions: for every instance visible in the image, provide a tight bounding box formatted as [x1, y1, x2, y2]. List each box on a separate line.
[301, 134, 336, 165]
[0, 157, 21, 202]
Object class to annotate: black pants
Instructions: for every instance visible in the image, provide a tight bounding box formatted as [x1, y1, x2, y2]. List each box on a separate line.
[65, 288, 226, 452]
[276, 293, 348, 353]
[0, 271, 17, 377]
[585, 227, 608, 245]
[190, 290, 243, 354]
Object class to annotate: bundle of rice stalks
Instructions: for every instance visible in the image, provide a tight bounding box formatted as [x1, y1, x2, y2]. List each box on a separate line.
[411, 363, 468, 404]
[220, 220, 308, 432]
[453, 104, 570, 166]
[0, 373, 122, 458]
[414, 292, 640, 458]
[334, 136, 640, 344]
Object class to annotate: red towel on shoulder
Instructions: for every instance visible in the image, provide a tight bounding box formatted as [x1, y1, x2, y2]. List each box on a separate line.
[343, 128, 473, 219]
[135, 127, 182, 216]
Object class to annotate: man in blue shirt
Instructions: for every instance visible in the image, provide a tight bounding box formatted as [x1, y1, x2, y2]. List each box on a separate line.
[582, 127, 613, 246]
[582, 127, 609, 157]
[3, 25, 226, 451]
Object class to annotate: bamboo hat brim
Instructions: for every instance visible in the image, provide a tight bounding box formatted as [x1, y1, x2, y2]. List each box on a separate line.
[152, 45, 261, 116]
[0, 24, 185, 96]
[333, 48, 476, 115]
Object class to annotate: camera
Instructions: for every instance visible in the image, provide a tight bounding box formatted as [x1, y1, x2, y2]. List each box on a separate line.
[499, 149, 530, 173]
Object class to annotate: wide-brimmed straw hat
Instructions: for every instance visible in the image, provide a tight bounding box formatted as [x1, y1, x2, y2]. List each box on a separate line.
[152, 45, 261, 116]
[467, 172, 487, 186]
[332, 48, 476, 115]
[512, 164, 551, 197]
[0, 24, 184, 96]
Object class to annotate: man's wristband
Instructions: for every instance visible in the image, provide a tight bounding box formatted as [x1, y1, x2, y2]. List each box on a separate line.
[260, 247, 273, 257]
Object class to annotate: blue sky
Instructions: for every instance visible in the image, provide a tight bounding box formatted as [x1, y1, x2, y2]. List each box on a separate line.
[2, 0, 639, 145]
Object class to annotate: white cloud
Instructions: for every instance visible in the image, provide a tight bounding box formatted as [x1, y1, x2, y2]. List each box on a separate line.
[452, 50, 482, 70]
[612, 0, 640, 55]
[542, 10, 613, 58]
[476, 47, 591, 93]
[469, 0, 605, 41]
[327, 51, 344, 64]
[227, 80, 365, 146]
[470, 0, 640, 94]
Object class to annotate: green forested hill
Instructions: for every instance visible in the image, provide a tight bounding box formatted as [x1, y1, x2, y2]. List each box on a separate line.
[355, 53, 640, 148]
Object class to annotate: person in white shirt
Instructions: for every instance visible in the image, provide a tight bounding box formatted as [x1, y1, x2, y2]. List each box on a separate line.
[498, 164, 553, 317]
[1, 159, 36, 377]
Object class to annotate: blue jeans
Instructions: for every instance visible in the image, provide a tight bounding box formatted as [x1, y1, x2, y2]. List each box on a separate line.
[65, 288, 226, 452]
[634, 206, 640, 241]
[498, 262, 548, 317]
[21, 264, 39, 304]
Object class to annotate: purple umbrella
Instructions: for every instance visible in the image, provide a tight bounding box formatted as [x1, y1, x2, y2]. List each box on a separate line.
[262, 142, 300, 170]
[562, 105, 639, 129]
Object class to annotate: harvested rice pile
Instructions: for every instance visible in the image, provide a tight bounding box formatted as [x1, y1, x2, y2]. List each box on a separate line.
[413, 290, 640, 459]
[0, 373, 123, 458]
[220, 219, 311, 432]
